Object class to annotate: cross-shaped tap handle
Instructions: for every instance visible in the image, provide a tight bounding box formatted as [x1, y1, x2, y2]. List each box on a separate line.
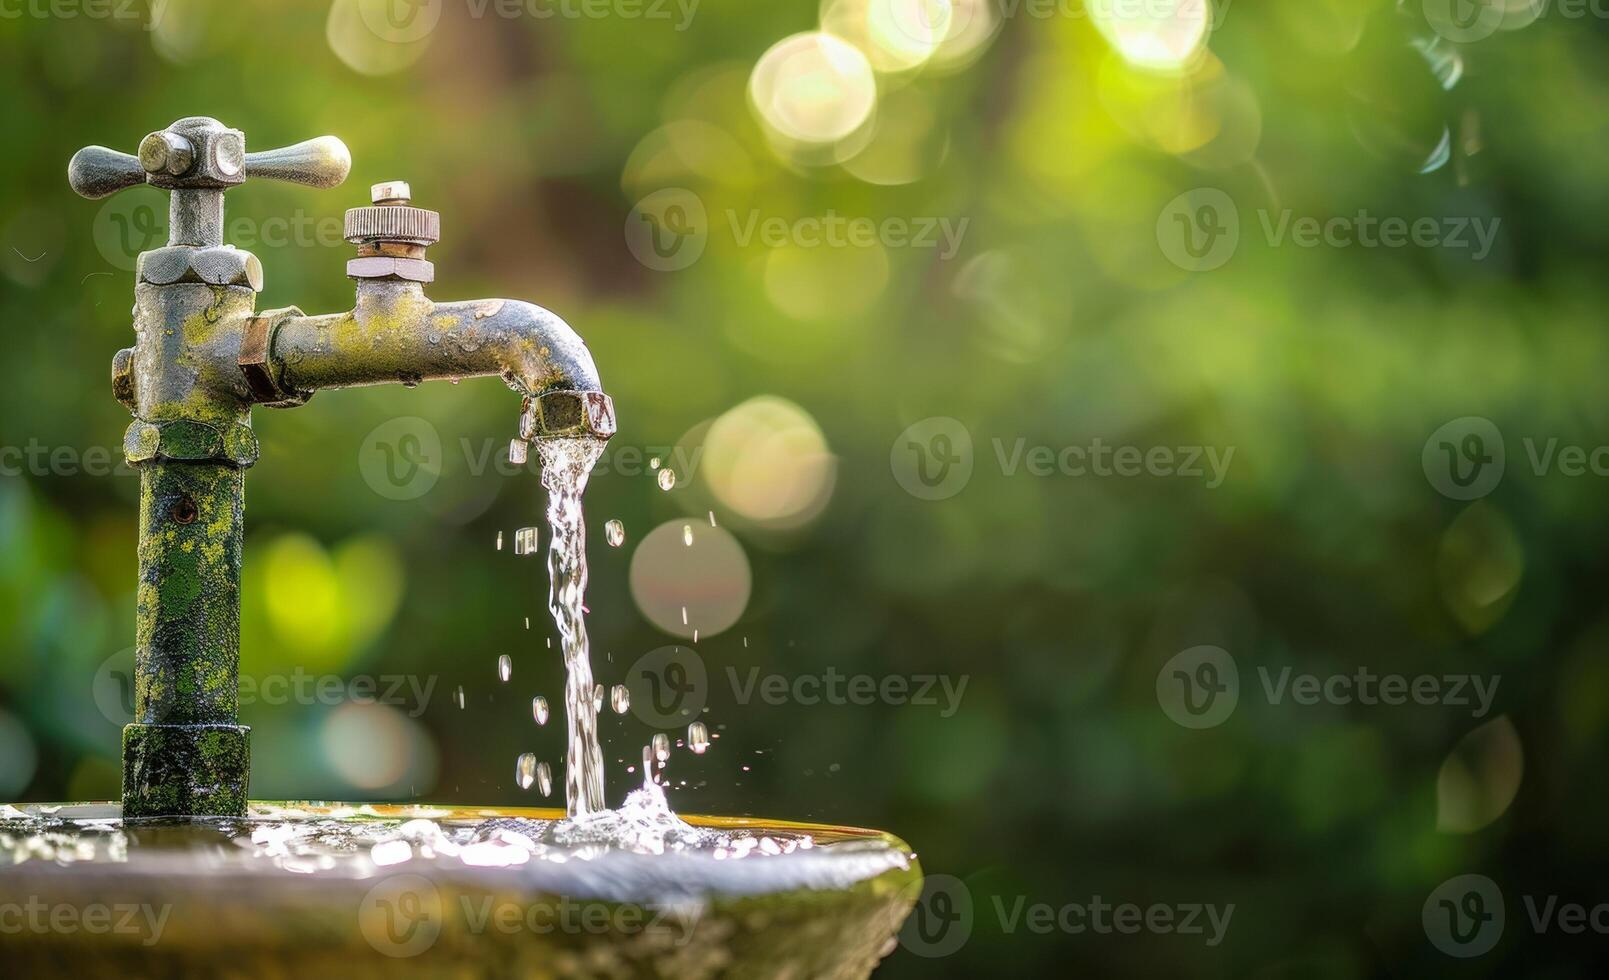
[69, 116, 350, 200]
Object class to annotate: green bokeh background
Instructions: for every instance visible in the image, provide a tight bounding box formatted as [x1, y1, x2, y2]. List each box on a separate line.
[3, 0, 1608, 975]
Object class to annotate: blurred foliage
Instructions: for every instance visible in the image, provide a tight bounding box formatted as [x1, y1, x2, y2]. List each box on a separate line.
[4, 0, 1609, 976]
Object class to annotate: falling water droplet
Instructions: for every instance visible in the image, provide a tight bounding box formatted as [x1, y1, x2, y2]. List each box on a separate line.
[516, 753, 537, 790]
[650, 457, 661, 470]
[593, 684, 604, 712]
[611, 684, 631, 714]
[683, 524, 693, 546]
[652, 733, 671, 763]
[688, 721, 710, 754]
[496, 531, 504, 551]
[708, 510, 717, 527]
[605, 519, 625, 547]
[681, 606, 688, 626]
[514, 527, 539, 556]
[524, 617, 530, 630]
[657, 468, 676, 491]
[455, 686, 466, 709]
[536, 761, 553, 797]
[498, 655, 512, 682]
[532, 696, 549, 725]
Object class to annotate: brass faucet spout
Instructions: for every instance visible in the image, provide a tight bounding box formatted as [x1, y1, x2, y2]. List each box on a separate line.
[267, 281, 613, 440]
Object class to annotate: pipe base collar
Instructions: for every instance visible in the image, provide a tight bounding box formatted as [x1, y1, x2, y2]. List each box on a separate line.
[122, 722, 250, 818]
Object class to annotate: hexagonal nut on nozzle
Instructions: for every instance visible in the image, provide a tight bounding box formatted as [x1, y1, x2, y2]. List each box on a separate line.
[112, 347, 137, 412]
[519, 390, 617, 440]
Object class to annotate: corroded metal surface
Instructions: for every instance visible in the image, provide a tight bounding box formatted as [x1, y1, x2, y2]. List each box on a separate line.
[70, 117, 612, 818]
[273, 281, 607, 400]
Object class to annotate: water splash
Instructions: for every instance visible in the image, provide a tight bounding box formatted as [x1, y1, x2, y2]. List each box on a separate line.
[539, 437, 608, 817]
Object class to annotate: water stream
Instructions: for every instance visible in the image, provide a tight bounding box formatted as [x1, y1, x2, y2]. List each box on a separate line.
[538, 436, 608, 817]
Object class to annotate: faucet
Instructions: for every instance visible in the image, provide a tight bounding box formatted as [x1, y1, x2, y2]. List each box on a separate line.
[69, 116, 615, 818]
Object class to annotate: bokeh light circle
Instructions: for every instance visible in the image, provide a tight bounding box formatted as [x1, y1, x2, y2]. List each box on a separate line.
[630, 521, 752, 639]
[1089, 0, 1210, 73]
[320, 702, 438, 793]
[822, 0, 953, 74]
[750, 32, 879, 145]
[703, 396, 837, 528]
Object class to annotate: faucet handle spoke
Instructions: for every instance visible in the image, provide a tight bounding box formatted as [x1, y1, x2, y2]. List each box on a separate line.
[69, 118, 352, 250]
[67, 145, 147, 200]
[244, 136, 352, 189]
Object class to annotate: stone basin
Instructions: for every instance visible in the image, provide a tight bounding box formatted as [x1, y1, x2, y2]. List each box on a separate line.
[0, 801, 922, 978]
